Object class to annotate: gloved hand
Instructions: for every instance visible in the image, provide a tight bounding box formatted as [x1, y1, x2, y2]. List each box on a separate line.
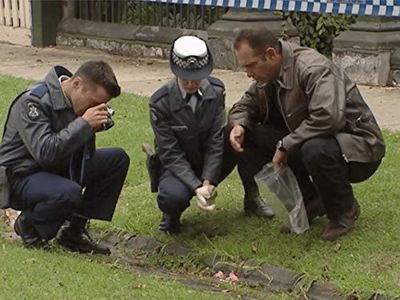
[195, 185, 217, 212]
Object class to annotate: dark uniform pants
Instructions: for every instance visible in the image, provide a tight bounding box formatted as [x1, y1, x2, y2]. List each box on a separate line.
[156, 126, 236, 215]
[157, 169, 193, 215]
[157, 124, 381, 221]
[10, 147, 130, 240]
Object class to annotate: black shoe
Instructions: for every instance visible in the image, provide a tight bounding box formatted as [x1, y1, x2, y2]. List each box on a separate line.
[244, 195, 275, 218]
[56, 227, 110, 255]
[159, 213, 181, 234]
[14, 213, 49, 249]
[321, 199, 361, 241]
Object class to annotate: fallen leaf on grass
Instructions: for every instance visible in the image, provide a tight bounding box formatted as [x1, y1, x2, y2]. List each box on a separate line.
[322, 263, 330, 273]
[334, 242, 341, 252]
[22, 258, 36, 264]
[251, 244, 257, 254]
[134, 284, 146, 289]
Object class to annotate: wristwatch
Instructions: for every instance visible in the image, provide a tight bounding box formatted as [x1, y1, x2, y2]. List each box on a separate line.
[276, 140, 287, 152]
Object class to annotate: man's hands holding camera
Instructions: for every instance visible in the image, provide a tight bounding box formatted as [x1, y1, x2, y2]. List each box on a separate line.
[82, 104, 115, 132]
[195, 180, 217, 212]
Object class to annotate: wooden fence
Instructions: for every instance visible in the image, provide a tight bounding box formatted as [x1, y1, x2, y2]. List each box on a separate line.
[0, 0, 31, 28]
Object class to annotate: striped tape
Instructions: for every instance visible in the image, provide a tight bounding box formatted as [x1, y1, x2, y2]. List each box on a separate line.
[143, 0, 400, 17]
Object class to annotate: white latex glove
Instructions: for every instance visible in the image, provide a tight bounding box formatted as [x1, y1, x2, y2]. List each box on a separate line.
[195, 185, 217, 212]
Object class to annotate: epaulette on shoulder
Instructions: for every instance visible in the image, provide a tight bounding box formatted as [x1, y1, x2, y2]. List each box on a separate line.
[208, 76, 225, 89]
[150, 86, 168, 104]
[29, 84, 49, 98]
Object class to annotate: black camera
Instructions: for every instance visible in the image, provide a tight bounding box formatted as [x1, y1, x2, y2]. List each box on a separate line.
[103, 105, 115, 131]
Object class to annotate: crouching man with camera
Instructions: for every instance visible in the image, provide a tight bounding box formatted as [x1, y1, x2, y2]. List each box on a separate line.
[0, 61, 130, 253]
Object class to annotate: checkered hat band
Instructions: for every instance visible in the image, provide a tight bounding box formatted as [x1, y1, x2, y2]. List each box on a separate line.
[172, 52, 209, 70]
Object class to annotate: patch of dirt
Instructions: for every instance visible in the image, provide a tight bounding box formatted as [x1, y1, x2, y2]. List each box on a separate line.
[367, 251, 400, 276]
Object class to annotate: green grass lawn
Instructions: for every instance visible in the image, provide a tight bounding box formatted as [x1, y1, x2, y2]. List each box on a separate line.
[1, 75, 399, 299]
[0, 238, 243, 300]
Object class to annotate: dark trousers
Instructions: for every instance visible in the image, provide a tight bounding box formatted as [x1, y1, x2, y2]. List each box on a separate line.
[156, 127, 235, 216]
[227, 125, 316, 203]
[10, 147, 130, 240]
[230, 124, 381, 221]
[156, 124, 381, 221]
[157, 169, 193, 215]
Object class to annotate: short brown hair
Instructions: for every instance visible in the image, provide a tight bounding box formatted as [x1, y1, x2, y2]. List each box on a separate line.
[234, 27, 279, 56]
[74, 60, 121, 98]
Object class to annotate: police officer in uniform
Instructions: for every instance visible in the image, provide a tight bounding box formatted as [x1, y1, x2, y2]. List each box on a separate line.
[149, 36, 227, 234]
[0, 61, 130, 253]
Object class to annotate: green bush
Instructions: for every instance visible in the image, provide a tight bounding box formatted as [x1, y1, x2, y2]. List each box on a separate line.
[282, 12, 356, 57]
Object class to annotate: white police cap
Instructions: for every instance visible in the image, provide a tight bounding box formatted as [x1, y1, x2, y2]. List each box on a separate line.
[170, 36, 213, 81]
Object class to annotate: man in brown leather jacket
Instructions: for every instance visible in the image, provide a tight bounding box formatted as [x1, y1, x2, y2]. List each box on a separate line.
[228, 27, 385, 241]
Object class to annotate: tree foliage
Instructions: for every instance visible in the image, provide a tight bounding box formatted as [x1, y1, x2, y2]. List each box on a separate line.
[282, 12, 357, 57]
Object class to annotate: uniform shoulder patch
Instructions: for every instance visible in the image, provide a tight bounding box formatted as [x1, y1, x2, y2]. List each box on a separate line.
[208, 76, 225, 89]
[150, 86, 168, 104]
[26, 102, 41, 120]
[30, 84, 49, 98]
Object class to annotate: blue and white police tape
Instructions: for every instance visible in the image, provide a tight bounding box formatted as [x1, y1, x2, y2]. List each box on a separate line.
[144, 0, 400, 17]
